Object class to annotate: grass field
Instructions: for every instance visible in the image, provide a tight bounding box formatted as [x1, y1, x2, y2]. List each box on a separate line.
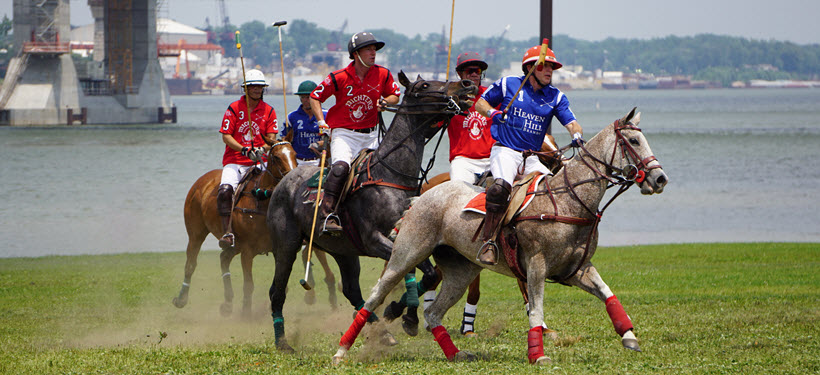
[0, 243, 817, 374]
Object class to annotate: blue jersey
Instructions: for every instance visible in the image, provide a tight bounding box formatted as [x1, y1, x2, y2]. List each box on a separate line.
[482, 76, 577, 152]
[284, 106, 327, 160]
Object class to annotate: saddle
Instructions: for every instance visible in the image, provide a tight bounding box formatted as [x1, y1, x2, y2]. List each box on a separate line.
[465, 172, 545, 281]
[214, 166, 270, 216]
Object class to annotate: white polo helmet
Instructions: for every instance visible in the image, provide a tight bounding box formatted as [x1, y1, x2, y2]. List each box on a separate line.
[242, 69, 268, 87]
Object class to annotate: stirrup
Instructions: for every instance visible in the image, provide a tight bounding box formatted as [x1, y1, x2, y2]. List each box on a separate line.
[218, 233, 235, 250]
[476, 240, 498, 265]
[322, 213, 343, 234]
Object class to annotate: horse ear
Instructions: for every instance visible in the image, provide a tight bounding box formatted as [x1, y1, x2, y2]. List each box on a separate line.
[398, 71, 411, 88]
[633, 111, 641, 125]
[284, 125, 294, 143]
[624, 107, 638, 124]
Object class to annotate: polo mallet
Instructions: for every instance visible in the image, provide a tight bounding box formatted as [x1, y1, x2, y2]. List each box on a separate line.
[503, 38, 549, 114]
[272, 21, 289, 122]
[445, 0, 455, 81]
[222, 30, 255, 241]
[300, 149, 327, 290]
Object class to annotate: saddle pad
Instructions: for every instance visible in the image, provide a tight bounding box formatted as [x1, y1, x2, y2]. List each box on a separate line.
[463, 174, 545, 216]
[306, 167, 330, 188]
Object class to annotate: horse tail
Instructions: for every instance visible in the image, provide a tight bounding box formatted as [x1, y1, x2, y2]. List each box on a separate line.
[388, 197, 420, 241]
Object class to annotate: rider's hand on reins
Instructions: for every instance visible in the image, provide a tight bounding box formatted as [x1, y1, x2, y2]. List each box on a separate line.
[571, 132, 586, 148]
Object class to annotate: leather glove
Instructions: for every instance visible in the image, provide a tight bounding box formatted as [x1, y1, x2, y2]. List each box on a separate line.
[570, 132, 585, 148]
[318, 120, 331, 136]
[487, 109, 506, 123]
[241, 146, 265, 162]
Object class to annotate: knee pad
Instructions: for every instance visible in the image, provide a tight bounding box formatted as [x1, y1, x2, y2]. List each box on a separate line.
[217, 184, 234, 216]
[329, 161, 350, 178]
[486, 180, 511, 207]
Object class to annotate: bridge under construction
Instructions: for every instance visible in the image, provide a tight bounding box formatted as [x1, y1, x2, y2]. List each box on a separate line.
[0, 0, 176, 126]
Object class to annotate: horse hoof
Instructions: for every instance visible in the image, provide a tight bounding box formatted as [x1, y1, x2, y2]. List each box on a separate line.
[382, 301, 405, 322]
[401, 314, 419, 337]
[219, 302, 232, 317]
[534, 355, 551, 365]
[622, 338, 642, 352]
[462, 331, 477, 338]
[453, 351, 477, 362]
[276, 341, 295, 354]
[331, 355, 345, 366]
[172, 297, 187, 308]
[380, 331, 398, 346]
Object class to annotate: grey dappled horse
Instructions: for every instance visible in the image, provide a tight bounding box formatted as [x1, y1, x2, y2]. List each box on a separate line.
[266, 72, 478, 352]
[334, 108, 668, 365]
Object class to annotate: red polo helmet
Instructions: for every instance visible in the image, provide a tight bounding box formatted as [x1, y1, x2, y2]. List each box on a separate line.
[521, 44, 562, 73]
[455, 52, 488, 72]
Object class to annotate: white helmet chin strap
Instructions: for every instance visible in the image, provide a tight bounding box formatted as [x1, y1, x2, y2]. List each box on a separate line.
[356, 51, 372, 68]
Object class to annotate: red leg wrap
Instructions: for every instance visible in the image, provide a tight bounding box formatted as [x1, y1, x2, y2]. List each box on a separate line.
[431, 325, 460, 361]
[527, 326, 544, 364]
[605, 295, 633, 336]
[339, 308, 372, 349]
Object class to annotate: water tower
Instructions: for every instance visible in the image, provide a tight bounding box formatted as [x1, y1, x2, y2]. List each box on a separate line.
[0, 0, 176, 126]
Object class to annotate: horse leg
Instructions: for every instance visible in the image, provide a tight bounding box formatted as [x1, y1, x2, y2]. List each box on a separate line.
[269, 241, 300, 353]
[518, 279, 555, 338]
[426, 247, 482, 362]
[239, 249, 254, 319]
[173, 233, 206, 308]
[460, 273, 480, 336]
[565, 263, 640, 352]
[313, 249, 338, 308]
[219, 248, 238, 317]
[524, 259, 551, 365]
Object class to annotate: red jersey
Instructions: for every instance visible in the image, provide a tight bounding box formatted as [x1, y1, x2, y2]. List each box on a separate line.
[220, 96, 278, 166]
[310, 62, 401, 130]
[446, 86, 494, 161]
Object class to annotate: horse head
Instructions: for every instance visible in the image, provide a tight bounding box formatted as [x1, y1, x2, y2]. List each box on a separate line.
[266, 141, 298, 181]
[609, 108, 668, 195]
[396, 71, 478, 138]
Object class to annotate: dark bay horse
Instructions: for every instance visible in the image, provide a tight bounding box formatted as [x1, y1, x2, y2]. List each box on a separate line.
[265, 72, 478, 352]
[172, 141, 328, 317]
[333, 108, 668, 364]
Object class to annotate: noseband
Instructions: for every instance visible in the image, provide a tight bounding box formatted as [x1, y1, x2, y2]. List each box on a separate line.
[609, 121, 662, 183]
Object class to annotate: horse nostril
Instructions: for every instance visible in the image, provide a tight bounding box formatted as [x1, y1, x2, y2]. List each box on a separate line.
[656, 174, 668, 186]
[461, 79, 472, 88]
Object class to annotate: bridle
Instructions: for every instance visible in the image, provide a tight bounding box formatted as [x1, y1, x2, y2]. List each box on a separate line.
[263, 141, 295, 182]
[364, 79, 474, 191]
[514, 118, 662, 283]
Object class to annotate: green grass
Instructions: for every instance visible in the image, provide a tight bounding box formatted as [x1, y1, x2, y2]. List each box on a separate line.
[0, 243, 817, 374]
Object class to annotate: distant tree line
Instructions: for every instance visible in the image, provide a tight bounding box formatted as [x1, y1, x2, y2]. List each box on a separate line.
[207, 19, 819, 87]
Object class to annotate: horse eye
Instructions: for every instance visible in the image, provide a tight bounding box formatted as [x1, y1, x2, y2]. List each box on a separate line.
[629, 138, 640, 146]
[421, 83, 429, 89]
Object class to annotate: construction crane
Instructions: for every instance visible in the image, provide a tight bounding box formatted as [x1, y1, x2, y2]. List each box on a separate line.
[435, 25, 447, 80]
[327, 19, 348, 51]
[485, 24, 510, 63]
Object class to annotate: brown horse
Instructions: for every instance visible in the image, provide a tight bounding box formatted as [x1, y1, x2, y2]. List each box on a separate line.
[172, 141, 324, 317]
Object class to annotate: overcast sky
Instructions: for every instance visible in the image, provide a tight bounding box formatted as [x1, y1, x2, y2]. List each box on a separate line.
[2, 0, 818, 45]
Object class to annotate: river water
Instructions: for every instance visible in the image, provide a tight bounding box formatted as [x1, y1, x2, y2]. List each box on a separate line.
[1, 88, 818, 258]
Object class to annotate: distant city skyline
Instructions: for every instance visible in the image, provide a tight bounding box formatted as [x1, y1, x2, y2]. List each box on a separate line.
[1, 0, 818, 45]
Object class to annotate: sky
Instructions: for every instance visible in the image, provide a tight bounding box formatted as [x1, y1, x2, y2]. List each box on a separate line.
[2, 0, 819, 45]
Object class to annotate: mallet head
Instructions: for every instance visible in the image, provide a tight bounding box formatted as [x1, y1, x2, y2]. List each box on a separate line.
[272, 21, 287, 27]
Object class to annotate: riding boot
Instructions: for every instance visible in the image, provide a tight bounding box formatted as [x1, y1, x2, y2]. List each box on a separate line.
[477, 180, 511, 265]
[319, 161, 349, 234]
[217, 184, 235, 250]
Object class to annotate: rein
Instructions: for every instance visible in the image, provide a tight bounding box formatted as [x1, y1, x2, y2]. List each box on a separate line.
[514, 120, 660, 283]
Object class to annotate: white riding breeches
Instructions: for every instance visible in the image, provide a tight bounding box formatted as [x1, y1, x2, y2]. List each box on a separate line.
[220, 163, 263, 189]
[450, 156, 490, 184]
[489, 144, 552, 186]
[329, 127, 379, 165]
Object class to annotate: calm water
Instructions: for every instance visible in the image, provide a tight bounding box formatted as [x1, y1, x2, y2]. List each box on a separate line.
[1, 88, 819, 258]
